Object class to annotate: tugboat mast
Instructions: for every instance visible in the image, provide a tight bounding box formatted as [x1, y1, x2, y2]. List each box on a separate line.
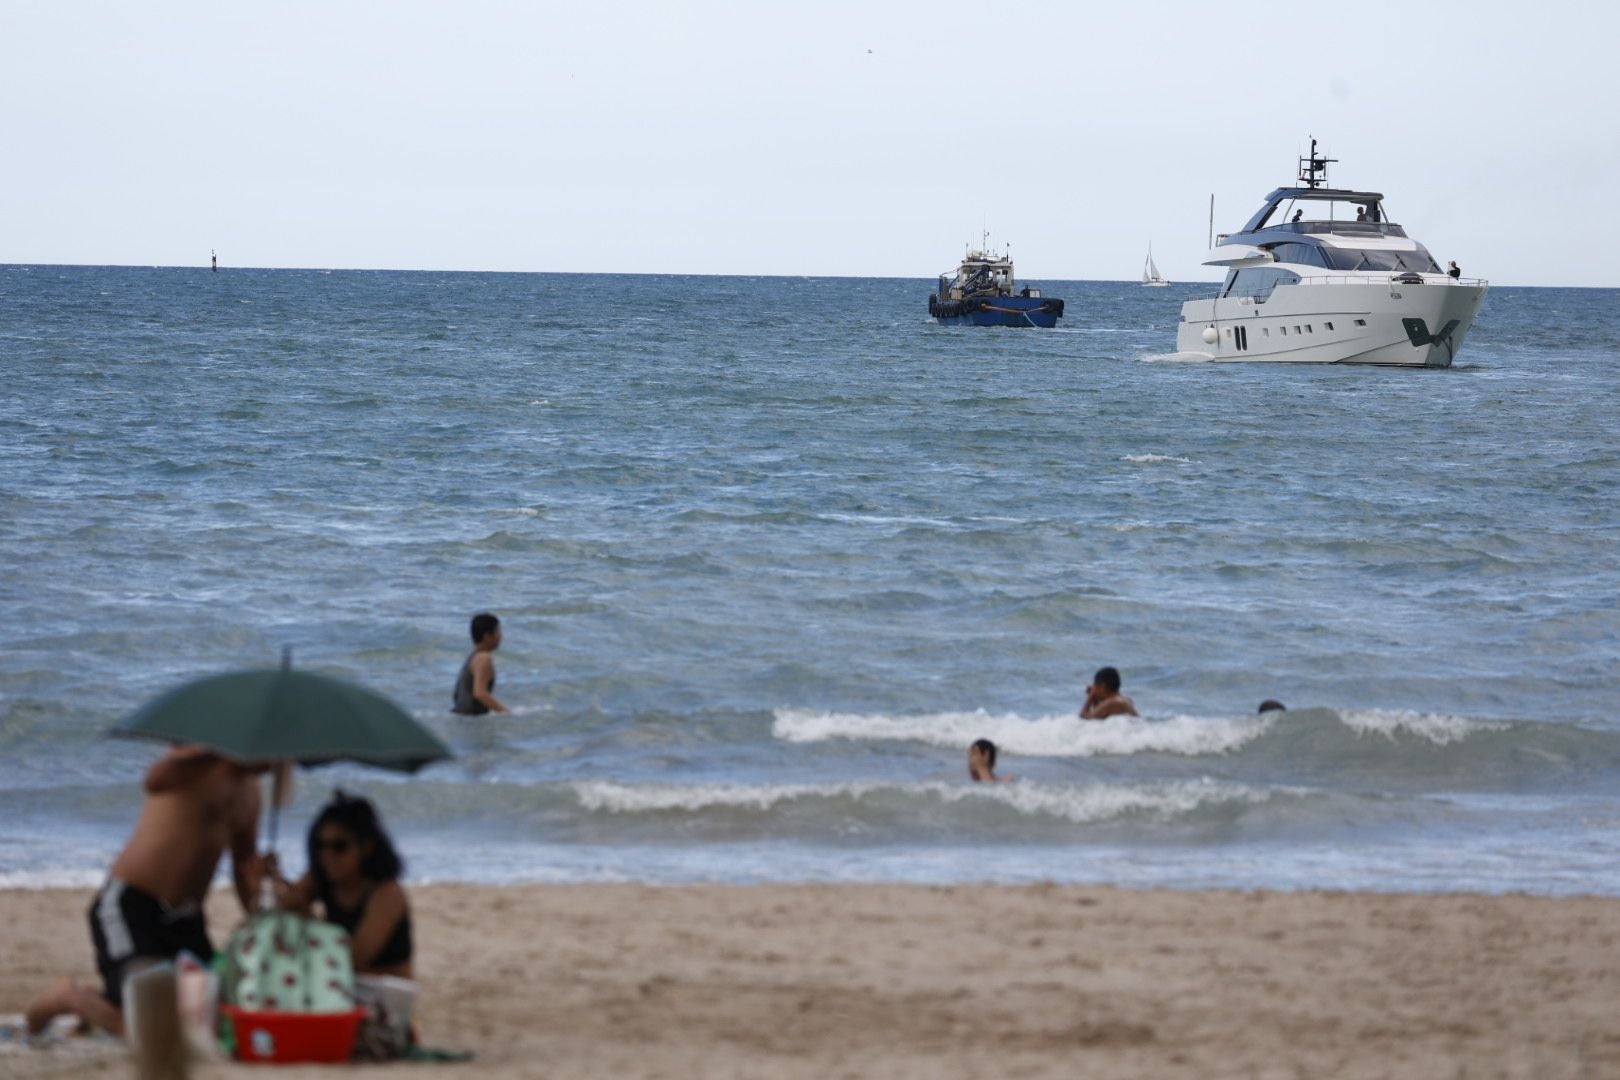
[1297, 137, 1337, 189]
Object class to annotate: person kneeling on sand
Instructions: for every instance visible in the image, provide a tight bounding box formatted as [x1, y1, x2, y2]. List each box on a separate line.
[273, 792, 413, 979]
[1079, 666, 1139, 720]
[968, 739, 1012, 782]
[26, 746, 273, 1035]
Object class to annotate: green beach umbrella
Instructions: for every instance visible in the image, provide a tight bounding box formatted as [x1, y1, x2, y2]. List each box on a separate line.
[112, 651, 451, 774]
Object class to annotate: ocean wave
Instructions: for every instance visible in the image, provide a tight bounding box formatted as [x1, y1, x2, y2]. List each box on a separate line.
[1334, 709, 1504, 745]
[1120, 453, 1194, 464]
[1137, 351, 1212, 363]
[0, 868, 104, 890]
[770, 706, 1620, 790]
[571, 777, 1275, 825]
[773, 707, 1268, 757]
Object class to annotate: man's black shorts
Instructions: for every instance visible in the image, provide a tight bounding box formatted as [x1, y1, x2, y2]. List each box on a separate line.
[87, 879, 214, 1007]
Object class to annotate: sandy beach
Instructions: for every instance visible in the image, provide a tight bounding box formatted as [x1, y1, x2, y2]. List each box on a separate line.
[3, 882, 1619, 1078]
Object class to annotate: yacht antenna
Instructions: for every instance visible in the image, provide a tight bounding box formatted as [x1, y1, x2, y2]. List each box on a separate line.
[1208, 193, 1214, 249]
[1298, 136, 1336, 189]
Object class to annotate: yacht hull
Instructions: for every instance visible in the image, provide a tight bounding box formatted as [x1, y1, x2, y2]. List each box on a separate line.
[1175, 278, 1486, 367]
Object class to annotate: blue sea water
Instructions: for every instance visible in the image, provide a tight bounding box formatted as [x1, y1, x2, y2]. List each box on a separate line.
[2, 265, 1618, 894]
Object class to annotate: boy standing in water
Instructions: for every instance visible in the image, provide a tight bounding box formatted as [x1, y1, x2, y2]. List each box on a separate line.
[1080, 666, 1139, 720]
[453, 611, 509, 715]
[26, 746, 270, 1035]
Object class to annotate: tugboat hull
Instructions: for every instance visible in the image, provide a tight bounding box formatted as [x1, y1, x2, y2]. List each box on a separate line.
[929, 294, 1064, 328]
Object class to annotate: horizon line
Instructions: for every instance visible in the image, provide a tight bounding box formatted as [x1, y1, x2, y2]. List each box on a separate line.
[2, 261, 1611, 290]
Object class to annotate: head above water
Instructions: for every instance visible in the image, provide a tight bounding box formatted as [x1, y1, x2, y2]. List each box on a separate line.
[307, 790, 403, 894]
[1258, 700, 1287, 714]
[969, 738, 998, 770]
[470, 611, 500, 646]
[1093, 667, 1122, 693]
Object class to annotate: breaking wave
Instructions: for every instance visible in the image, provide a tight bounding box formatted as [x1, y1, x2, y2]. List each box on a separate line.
[571, 777, 1280, 826]
[771, 706, 1620, 791]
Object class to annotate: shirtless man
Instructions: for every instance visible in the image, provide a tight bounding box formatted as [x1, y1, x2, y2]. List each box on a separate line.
[1079, 666, 1139, 720]
[452, 611, 509, 715]
[26, 745, 270, 1035]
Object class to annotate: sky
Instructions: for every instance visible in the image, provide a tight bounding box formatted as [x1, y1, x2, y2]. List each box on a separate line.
[2, 1, 1616, 286]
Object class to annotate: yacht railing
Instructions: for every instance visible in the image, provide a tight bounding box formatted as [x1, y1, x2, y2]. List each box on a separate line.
[1186, 275, 1489, 303]
[1288, 274, 1489, 288]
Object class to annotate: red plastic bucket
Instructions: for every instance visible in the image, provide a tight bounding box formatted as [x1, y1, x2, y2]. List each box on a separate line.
[222, 1005, 367, 1063]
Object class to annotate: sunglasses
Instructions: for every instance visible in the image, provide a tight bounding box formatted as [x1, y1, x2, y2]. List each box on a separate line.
[314, 837, 354, 854]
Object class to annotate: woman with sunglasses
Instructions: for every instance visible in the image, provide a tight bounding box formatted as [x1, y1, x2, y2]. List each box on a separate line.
[274, 792, 413, 979]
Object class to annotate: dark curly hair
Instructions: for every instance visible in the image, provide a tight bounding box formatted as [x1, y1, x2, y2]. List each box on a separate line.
[307, 791, 404, 905]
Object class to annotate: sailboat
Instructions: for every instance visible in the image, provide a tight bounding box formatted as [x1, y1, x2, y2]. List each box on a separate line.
[1141, 244, 1169, 287]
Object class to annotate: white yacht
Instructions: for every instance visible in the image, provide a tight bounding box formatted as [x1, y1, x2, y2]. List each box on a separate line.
[1176, 141, 1486, 366]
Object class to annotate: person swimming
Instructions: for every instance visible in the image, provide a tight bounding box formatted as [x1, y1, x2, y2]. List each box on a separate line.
[1080, 666, 1138, 720]
[968, 739, 1010, 782]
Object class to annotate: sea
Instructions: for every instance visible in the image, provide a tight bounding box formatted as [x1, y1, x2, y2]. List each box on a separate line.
[2, 265, 1618, 895]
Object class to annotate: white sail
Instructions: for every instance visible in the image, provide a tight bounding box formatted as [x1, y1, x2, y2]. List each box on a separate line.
[1142, 245, 1168, 286]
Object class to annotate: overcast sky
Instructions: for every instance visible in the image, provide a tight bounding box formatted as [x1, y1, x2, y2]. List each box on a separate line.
[3, 2, 1615, 285]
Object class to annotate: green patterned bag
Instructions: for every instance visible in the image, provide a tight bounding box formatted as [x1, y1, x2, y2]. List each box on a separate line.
[218, 911, 356, 1013]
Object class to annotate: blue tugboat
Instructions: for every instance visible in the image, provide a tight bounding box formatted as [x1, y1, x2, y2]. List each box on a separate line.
[928, 244, 1064, 327]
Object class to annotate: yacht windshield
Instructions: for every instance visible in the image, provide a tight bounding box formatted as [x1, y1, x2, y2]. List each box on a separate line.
[1320, 247, 1439, 273]
[1266, 198, 1385, 227]
[1263, 242, 1438, 273]
[1220, 267, 1301, 302]
[1264, 242, 1330, 268]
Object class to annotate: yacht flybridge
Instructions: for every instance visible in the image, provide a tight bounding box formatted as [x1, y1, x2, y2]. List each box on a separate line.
[1177, 141, 1486, 366]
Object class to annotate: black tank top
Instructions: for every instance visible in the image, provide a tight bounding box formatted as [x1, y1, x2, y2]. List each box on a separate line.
[322, 886, 412, 969]
[452, 652, 492, 715]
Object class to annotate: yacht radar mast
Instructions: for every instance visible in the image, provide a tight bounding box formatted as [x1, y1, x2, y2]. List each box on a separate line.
[1297, 137, 1337, 189]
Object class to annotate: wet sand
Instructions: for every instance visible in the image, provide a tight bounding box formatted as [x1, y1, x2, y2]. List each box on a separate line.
[4, 882, 1618, 1078]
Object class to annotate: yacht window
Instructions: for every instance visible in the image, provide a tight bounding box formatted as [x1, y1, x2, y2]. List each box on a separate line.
[1264, 242, 1330, 268]
[1306, 324, 1313, 333]
[1325, 321, 1334, 331]
[1321, 247, 1440, 273]
[1294, 326, 1302, 334]
[1280, 326, 1288, 336]
[1263, 327, 1270, 336]
[1223, 268, 1301, 303]
[1355, 318, 1367, 326]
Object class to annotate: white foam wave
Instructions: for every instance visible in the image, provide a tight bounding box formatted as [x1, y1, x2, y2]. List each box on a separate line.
[0, 868, 103, 889]
[502, 507, 543, 516]
[1138, 351, 1212, 363]
[772, 708, 1270, 758]
[1336, 709, 1503, 745]
[572, 778, 1273, 824]
[1120, 453, 1194, 465]
[821, 512, 958, 528]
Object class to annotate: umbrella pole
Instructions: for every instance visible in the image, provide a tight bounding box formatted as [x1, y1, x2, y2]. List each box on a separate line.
[260, 761, 292, 912]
